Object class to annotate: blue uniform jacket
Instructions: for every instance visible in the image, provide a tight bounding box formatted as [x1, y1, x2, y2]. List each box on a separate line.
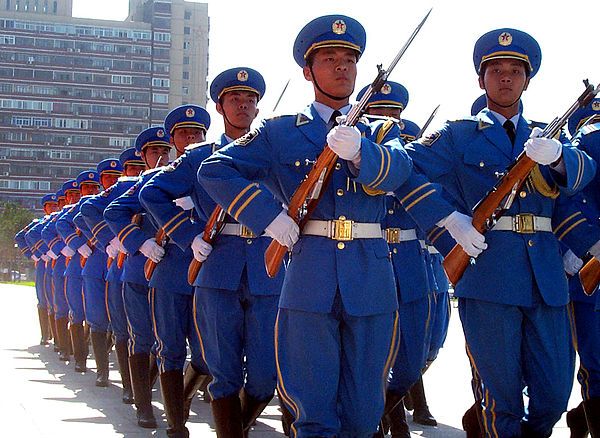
[41, 209, 69, 257]
[15, 224, 33, 259]
[198, 105, 429, 316]
[402, 109, 596, 307]
[139, 134, 286, 295]
[74, 196, 107, 281]
[25, 216, 51, 258]
[56, 202, 87, 279]
[104, 171, 160, 287]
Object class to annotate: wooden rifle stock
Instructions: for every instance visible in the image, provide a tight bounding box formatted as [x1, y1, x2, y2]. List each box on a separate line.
[144, 228, 166, 280]
[443, 80, 599, 286]
[116, 213, 142, 269]
[188, 206, 226, 285]
[80, 239, 94, 269]
[106, 256, 114, 270]
[579, 256, 600, 296]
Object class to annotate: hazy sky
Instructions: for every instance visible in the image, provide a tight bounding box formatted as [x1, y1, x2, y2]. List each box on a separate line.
[73, 0, 598, 142]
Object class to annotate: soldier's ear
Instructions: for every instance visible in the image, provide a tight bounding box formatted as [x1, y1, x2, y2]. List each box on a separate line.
[523, 77, 530, 91]
[255, 108, 259, 118]
[216, 102, 224, 116]
[478, 75, 485, 90]
[303, 66, 313, 82]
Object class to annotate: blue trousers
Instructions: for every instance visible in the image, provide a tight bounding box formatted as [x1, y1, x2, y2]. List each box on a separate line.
[106, 279, 128, 344]
[35, 262, 47, 309]
[459, 290, 574, 437]
[388, 293, 433, 397]
[83, 276, 109, 333]
[122, 281, 154, 356]
[51, 275, 68, 319]
[428, 291, 451, 362]
[65, 276, 85, 324]
[275, 293, 399, 438]
[150, 288, 208, 374]
[571, 301, 600, 400]
[194, 281, 279, 402]
[43, 265, 54, 313]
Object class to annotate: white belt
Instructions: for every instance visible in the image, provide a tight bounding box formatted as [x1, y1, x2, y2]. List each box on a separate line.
[491, 215, 552, 233]
[302, 219, 382, 240]
[383, 228, 417, 243]
[220, 223, 260, 238]
[427, 245, 439, 254]
[419, 239, 427, 249]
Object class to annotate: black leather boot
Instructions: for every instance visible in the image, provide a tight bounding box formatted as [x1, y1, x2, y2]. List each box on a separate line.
[409, 376, 437, 426]
[388, 399, 410, 438]
[211, 394, 244, 438]
[567, 402, 589, 438]
[70, 322, 87, 373]
[278, 394, 294, 436]
[241, 389, 273, 437]
[182, 363, 210, 422]
[462, 401, 484, 438]
[583, 397, 600, 438]
[160, 369, 189, 437]
[149, 352, 159, 388]
[38, 307, 51, 345]
[114, 340, 134, 404]
[106, 330, 114, 354]
[55, 316, 71, 361]
[129, 353, 157, 428]
[49, 312, 59, 352]
[90, 331, 109, 387]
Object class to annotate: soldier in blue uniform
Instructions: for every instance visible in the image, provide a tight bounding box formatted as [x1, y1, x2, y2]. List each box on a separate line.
[398, 28, 597, 437]
[197, 16, 480, 437]
[140, 70, 287, 437]
[80, 148, 146, 405]
[559, 98, 600, 438]
[135, 105, 211, 438]
[104, 127, 171, 429]
[75, 161, 122, 387]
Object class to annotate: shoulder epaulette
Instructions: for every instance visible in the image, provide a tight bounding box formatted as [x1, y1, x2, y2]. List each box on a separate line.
[118, 176, 139, 182]
[185, 141, 215, 152]
[449, 117, 477, 123]
[581, 122, 600, 136]
[142, 167, 164, 176]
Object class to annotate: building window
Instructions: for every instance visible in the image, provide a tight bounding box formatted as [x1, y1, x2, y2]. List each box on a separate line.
[183, 41, 190, 50]
[152, 93, 168, 104]
[109, 137, 131, 147]
[154, 32, 171, 42]
[5, 0, 10, 11]
[182, 87, 188, 95]
[152, 78, 170, 88]
[184, 27, 190, 35]
[182, 71, 189, 80]
[111, 74, 132, 84]
[184, 10, 191, 19]
[183, 56, 189, 65]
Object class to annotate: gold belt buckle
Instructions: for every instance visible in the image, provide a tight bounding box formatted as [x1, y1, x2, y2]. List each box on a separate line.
[386, 228, 400, 244]
[514, 213, 535, 233]
[332, 219, 354, 241]
[239, 225, 256, 239]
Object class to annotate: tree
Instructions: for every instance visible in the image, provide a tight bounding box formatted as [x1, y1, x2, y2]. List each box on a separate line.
[0, 202, 36, 281]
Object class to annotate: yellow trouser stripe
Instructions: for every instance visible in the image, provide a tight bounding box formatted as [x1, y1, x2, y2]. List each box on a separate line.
[274, 311, 300, 437]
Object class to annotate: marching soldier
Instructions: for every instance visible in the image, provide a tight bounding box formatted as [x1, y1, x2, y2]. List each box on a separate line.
[136, 104, 212, 438]
[139, 71, 286, 437]
[79, 148, 146, 405]
[197, 15, 479, 437]
[398, 28, 596, 437]
[104, 127, 171, 429]
[74, 160, 122, 387]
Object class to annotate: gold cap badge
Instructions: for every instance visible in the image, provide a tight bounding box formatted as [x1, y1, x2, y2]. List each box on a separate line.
[186, 108, 195, 117]
[88, 173, 94, 178]
[332, 19, 346, 35]
[237, 70, 248, 82]
[593, 101, 600, 111]
[157, 129, 165, 138]
[110, 161, 116, 167]
[498, 32, 512, 46]
[381, 83, 392, 95]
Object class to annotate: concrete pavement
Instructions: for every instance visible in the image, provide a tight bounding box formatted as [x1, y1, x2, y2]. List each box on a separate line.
[0, 283, 581, 436]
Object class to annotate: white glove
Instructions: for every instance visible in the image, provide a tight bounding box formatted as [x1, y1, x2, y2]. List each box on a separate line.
[31, 255, 39, 262]
[60, 246, 75, 257]
[563, 250, 583, 276]
[105, 243, 119, 259]
[40, 254, 50, 262]
[265, 210, 299, 248]
[525, 126, 562, 165]
[109, 236, 126, 253]
[139, 238, 165, 263]
[327, 125, 362, 165]
[438, 211, 488, 258]
[77, 243, 92, 258]
[174, 196, 194, 211]
[47, 250, 58, 260]
[191, 233, 213, 263]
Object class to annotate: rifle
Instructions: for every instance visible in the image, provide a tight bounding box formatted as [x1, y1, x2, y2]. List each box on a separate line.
[187, 206, 227, 285]
[443, 80, 599, 286]
[116, 213, 141, 268]
[144, 228, 166, 280]
[416, 104, 440, 140]
[264, 9, 432, 278]
[80, 239, 94, 268]
[579, 256, 600, 296]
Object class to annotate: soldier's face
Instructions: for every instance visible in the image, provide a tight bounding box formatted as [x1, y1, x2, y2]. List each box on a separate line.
[66, 191, 80, 204]
[304, 47, 357, 102]
[58, 199, 66, 209]
[142, 145, 171, 169]
[171, 127, 206, 155]
[100, 174, 120, 189]
[43, 203, 58, 214]
[80, 183, 99, 196]
[367, 107, 402, 119]
[124, 164, 145, 177]
[217, 91, 259, 130]
[479, 59, 529, 109]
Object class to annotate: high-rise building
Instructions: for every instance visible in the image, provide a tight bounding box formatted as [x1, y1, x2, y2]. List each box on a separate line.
[0, 0, 208, 209]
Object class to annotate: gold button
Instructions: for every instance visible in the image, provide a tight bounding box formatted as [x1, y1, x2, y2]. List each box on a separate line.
[294, 160, 300, 167]
[246, 239, 252, 245]
[336, 189, 344, 196]
[335, 163, 342, 170]
[583, 198, 587, 203]
[339, 215, 346, 221]
[388, 209, 394, 215]
[479, 161, 485, 167]
[528, 240, 534, 247]
[337, 242, 345, 250]
[393, 248, 398, 254]
[519, 191, 526, 198]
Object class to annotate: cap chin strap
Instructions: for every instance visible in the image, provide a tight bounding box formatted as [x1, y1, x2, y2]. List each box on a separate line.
[310, 66, 353, 101]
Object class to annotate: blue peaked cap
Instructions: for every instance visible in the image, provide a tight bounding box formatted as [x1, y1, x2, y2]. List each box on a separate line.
[164, 105, 211, 135]
[568, 98, 600, 136]
[209, 68, 266, 103]
[356, 81, 409, 110]
[134, 126, 171, 153]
